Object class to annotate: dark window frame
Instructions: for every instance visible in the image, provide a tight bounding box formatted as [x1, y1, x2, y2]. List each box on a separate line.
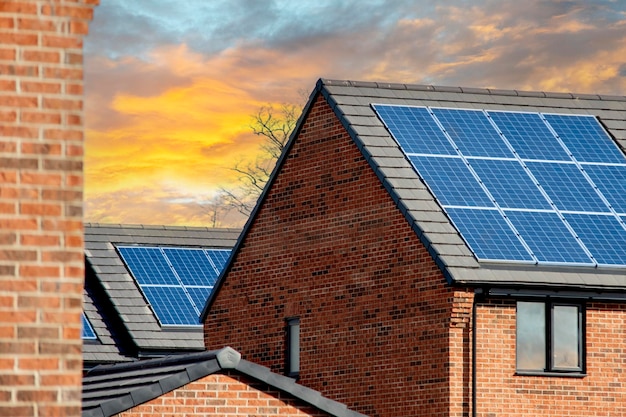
[285, 316, 300, 379]
[516, 300, 585, 376]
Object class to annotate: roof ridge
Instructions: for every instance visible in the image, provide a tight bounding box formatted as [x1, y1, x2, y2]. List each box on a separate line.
[318, 78, 626, 101]
[84, 222, 240, 232]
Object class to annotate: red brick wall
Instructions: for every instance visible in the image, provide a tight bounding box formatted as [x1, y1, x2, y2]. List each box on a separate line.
[117, 373, 333, 417]
[0, 1, 96, 416]
[475, 299, 626, 416]
[205, 94, 464, 417]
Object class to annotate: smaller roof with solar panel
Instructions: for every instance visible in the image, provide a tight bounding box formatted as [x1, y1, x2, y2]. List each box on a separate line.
[203, 79, 626, 318]
[83, 223, 240, 368]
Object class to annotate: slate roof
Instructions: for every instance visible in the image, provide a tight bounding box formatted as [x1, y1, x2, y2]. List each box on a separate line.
[84, 223, 241, 365]
[203, 79, 626, 318]
[82, 346, 366, 417]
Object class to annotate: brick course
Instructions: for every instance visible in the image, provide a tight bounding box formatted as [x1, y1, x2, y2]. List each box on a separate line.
[0, 1, 96, 416]
[205, 95, 467, 417]
[474, 299, 626, 416]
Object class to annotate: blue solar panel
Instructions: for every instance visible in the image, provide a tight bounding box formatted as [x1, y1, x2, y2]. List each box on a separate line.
[81, 313, 97, 340]
[142, 286, 199, 326]
[469, 159, 551, 210]
[117, 247, 178, 285]
[431, 108, 513, 158]
[487, 111, 570, 161]
[408, 156, 493, 207]
[117, 246, 232, 326]
[187, 287, 213, 312]
[374, 105, 456, 155]
[526, 162, 609, 212]
[374, 104, 626, 267]
[564, 214, 626, 265]
[504, 211, 593, 265]
[445, 208, 533, 261]
[544, 114, 626, 164]
[583, 164, 626, 213]
[162, 248, 219, 286]
[205, 249, 231, 272]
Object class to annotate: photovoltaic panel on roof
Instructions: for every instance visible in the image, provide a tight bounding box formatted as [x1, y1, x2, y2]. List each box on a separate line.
[142, 286, 199, 326]
[187, 287, 213, 313]
[82, 313, 97, 340]
[563, 214, 626, 266]
[117, 246, 231, 326]
[584, 165, 626, 213]
[162, 248, 219, 286]
[526, 162, 610, 212]
[504, 210, 593, 265]
[374, 105, 456, 155]
[431, 108, 514, 158]
[468, 159, 551, 210]
[373, 104, 626, 267]
[487, 111, 571, 161]
[445, 207, 533, 262]
[407, 155, 494, 207]
[206, 249, 231, 271]
[117, 247, 178, 285]
[544, 114, 626, 164]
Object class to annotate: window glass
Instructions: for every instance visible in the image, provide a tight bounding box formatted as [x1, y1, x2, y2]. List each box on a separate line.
[516, 301, 545, 370]
[552, 305, 580, 369]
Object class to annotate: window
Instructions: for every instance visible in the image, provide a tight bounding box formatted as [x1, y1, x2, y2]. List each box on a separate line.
[516, 301, 584, 374]
[285, 317, 300, 378]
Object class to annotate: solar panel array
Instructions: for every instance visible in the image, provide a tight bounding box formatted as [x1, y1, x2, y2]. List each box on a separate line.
[82, 312, 97, 340]
[373, 105, 626, 267]
[117, 246, 231, 326]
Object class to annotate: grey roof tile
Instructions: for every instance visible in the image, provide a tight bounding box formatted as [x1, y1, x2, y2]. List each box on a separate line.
[84, 224, 240, 361]
[318, 79, 626, 291]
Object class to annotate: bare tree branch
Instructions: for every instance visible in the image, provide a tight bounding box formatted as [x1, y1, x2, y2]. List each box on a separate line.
[200, 102, 302, 223]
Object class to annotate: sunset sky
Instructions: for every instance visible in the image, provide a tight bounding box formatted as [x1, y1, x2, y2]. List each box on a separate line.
[84, 0, 626, 228]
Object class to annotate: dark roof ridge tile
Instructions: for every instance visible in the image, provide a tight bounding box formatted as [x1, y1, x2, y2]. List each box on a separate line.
[319, 78, 626, 101]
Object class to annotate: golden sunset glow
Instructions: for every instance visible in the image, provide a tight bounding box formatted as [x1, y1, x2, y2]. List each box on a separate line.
[85, 1, 626, 227]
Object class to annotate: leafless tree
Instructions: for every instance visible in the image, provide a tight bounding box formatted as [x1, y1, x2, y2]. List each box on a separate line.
[220, 103, 300, 217]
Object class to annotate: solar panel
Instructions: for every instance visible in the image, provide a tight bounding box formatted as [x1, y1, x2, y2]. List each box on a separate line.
[504, 210, 593, 265]
[142, 286, 199, 326]
[526, 162, 609, 212]
[468, 159, 551, 210]
[431, 108, 513, 158]
[445, 207, 533, 262]
[117, 246, 231, 326]
[205, 249, 231, 271]
[487, 111, 571, 161]
[544, 114, 626, 164]
[408, 156, 493, 207]
[563, 214, 626, 266]
[117, 247, 178, 285]
[373, 104, 626, 267]
[82, 313, 97, 340]
[374, 105, 456, 155]
[583, 164, 626, 213]
[162, 248, 219, 286]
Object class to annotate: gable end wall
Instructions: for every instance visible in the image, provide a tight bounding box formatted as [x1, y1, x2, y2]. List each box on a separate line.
[205, 94, 469, 417]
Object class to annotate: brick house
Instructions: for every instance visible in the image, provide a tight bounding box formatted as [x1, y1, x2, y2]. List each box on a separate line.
[82, 347, 366, 417]
[202, 79, 626, 417]
[82, 223, 240, 370]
